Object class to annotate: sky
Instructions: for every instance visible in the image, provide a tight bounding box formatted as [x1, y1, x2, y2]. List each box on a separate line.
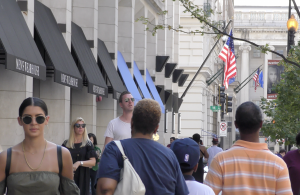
[235, 0, 300, 6]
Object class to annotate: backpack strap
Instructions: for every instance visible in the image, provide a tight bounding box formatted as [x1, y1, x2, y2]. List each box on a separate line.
[5, 148, 12, 178]
[57, 145, 63, 193]
[57, 146, 63, 176]
[5, 148, 12, 193]
[113, 141, 127, 160]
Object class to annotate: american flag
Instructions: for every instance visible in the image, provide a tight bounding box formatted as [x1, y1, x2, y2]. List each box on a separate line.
[218, 30, 236, 89]
[253, 69, 260, 91]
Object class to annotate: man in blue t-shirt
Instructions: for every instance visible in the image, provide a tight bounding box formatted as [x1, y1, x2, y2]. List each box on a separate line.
[96, 99, 189, 195]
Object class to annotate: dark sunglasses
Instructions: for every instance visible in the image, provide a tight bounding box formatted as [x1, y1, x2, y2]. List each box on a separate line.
[124, 98, 135, 102]
[74, 123, 86, 128]
[22, 116, 46, 125]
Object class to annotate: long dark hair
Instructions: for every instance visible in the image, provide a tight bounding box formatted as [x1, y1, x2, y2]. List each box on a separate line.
[88, 133, 98, 145]
[19, 97, 48, 117]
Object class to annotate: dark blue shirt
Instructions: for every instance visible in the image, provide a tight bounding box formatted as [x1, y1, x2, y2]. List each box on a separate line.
[97, 138, 189, 195]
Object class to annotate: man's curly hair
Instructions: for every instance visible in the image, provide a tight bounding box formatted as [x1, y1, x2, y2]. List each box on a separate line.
[132, 99, 161, 135]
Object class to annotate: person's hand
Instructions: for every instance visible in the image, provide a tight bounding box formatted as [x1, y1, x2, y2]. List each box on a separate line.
[73, 161, 81, 172]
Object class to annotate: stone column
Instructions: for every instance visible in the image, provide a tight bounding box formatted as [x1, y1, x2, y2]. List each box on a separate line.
[98, 0, 118, 148]
[134, 5, 147, 80]
[147, 17, 158, 81]
[71, 0, 98, 135]
[31, 0, 72, 144]
[264, 46, 275, 99]
[98, 0, 118, 64]
[239, 45, 251, 103]
[118, 0, 134, 75]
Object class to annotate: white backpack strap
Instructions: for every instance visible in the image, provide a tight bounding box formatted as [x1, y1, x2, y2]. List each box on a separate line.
[114, 141, 128, 160]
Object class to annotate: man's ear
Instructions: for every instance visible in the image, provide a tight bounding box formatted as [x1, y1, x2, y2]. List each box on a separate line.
[193, 163, 198, 173]
[234, 121, 238, 129]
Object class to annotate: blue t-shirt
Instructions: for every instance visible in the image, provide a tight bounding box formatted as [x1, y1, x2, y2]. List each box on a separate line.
[97, 138, 189, 195]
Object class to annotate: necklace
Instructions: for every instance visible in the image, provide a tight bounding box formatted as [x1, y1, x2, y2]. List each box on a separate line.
[22, 140, 47, 170]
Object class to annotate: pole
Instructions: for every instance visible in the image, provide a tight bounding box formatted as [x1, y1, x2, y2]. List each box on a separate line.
[181, 20, 232, 99]
[288, 0, 292, 53]
[292, 0, 300, 19]
[234, 65, 262, 91]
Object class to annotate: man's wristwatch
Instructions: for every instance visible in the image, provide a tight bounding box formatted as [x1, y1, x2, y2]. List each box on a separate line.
[80, 161, 83, 166]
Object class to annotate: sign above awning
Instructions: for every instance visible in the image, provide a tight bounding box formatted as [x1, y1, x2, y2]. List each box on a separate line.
[34, 1, 82, 89]
[0, 0, 46, 80]
[71, 22, 107, 96]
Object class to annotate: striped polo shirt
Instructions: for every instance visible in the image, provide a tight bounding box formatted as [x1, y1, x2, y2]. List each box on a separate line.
[204, 140, 292, 195]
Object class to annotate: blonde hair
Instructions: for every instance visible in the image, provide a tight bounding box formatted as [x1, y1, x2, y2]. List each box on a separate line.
[65, 117, 89, 148]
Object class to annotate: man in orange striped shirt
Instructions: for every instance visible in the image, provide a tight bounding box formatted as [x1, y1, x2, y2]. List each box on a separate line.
[204, 101, 292, 195]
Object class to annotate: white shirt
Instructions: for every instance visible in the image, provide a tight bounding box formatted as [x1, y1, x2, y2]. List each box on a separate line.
[207, 145, 223, 168]
[104, 117, 131, 140]
[186, 180, 215, 195]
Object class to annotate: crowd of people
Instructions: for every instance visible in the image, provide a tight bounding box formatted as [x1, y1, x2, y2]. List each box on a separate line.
[0, 93, 299, 195]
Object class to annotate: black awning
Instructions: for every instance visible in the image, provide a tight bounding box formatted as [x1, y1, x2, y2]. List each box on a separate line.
[71, 22, 107, 97]
[97, 39, 126, 99]
[165, 63, 177, 78]
[0, 0, 46, 79]
[173, 93, 179, 113]
[165, 90, 173, 111]
[178, 98, 183, 110]
[156, 56, 169, 72]
[178, 74, 189, 87]
[173, 69, 184, 83]
[156, 85, 165, 104]
[34, 1, 82, 89]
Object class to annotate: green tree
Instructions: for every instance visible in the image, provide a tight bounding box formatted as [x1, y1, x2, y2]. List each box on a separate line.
[260, 42, 300, 145]
[137, 0, 300, 68]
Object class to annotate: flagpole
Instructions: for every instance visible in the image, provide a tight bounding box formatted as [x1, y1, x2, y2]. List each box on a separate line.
[180, 20, 232, 99]
[234, 66, 262, 93]
[234, 64, 263, 90]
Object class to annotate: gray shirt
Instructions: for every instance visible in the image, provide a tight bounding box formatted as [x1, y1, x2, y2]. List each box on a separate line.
[207, 145, 223, 168]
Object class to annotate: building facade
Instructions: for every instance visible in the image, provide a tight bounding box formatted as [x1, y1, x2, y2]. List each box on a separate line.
[234, 5, 297, 150]
[177, 0, 236, 149]
[0, 0, 183, 150]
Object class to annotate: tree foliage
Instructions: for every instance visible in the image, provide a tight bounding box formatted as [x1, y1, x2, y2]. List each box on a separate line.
[260, 42, 300, 145]
[136, 0, 300, 68]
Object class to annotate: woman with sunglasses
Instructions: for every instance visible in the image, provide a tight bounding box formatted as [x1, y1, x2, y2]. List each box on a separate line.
[62, 117, 97, 195]
[0, 97, 79, 195]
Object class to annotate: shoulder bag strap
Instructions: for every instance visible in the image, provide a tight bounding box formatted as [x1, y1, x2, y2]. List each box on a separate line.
[5, 148, 12, 178]
[113, 141, 127, 160]
[57, 145, 63, 176]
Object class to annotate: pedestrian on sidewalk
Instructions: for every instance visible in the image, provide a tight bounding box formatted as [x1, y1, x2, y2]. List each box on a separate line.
[167, 137, 176, 148]
[205, 101, 292, 195]
[283, 132, 300, 195]
[171, 138, 214, 195]
[102, 91, 134, 152]
[276, 149, 286, 159]
[62, 117, 97, 195]
[88, 133, 101, 195]
[0, 97, 79, 195]
[207, 137, 223, 168]
[96, 99, 189, 195]
[192, 133, 209, 183]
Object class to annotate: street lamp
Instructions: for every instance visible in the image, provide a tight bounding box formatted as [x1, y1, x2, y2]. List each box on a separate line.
[287, 14, 298, 53]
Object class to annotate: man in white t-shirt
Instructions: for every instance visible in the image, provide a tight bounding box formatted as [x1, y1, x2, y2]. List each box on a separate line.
[102, 91, 134, 151]
[171, 138, 214, 195]
[207, 138, 223, 168]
